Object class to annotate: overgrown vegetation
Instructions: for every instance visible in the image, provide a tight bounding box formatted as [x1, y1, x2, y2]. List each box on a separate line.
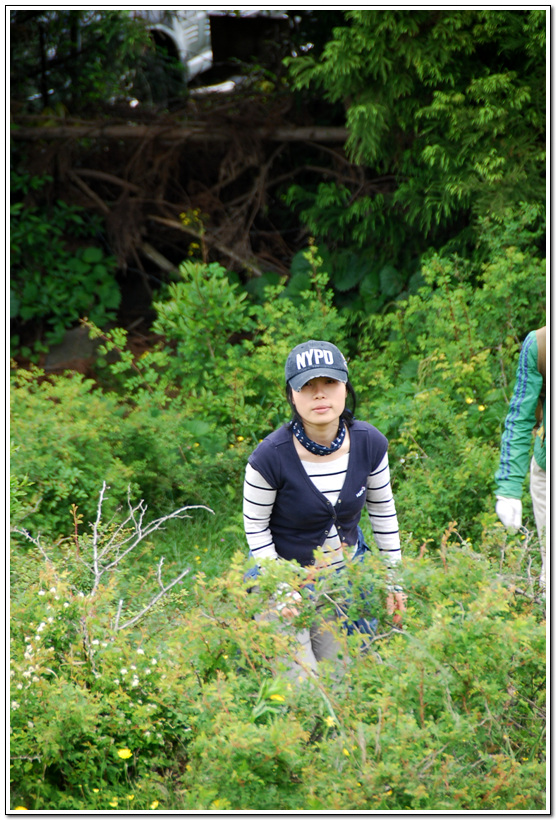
[9, 10, 546, 359]
[10, 171, 120, 356]
[10, 207, 546, 809]
[9, 8, 546, 812]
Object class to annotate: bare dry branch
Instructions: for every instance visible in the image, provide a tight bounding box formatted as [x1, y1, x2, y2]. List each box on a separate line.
[148, 214, 266, 276]
[13, 122, 349, 143]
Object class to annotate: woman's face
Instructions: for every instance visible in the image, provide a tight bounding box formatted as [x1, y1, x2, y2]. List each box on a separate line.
[290, 377, 347, 428]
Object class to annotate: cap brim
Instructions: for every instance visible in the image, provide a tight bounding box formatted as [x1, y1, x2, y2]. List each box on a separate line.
[289, 369, 348, 392]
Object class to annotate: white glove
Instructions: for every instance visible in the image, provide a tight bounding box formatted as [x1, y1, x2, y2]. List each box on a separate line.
[496, 496, 522, 530]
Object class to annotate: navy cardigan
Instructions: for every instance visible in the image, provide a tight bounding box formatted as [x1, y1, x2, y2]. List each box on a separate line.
[248, 420, 389, 566]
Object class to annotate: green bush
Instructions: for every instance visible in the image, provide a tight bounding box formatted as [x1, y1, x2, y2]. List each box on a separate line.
[10, 366, 135, 537]
[352, 205, 545, 544]
[10, 495, 546, 811]
[81, 252, 347, 514]
[10, 172, 120, 356]
[9, 214, 546, 809]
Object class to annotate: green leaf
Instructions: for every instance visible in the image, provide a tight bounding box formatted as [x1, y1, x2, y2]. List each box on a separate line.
[379, 264, 404, 297]
[10, 290, 20, 318]
[81, 246, 104, 264]
[331, 251, 370, 292]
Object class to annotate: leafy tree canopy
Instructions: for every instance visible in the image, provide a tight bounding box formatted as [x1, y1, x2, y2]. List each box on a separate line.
[286, 9, 546, 253]
[10, 10, 157, 113]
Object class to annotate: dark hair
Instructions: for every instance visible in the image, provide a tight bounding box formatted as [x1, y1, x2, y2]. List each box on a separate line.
[285, 380, 357, 428]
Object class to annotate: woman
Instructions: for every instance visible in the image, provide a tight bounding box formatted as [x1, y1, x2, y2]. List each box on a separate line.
[243, 340, 404, 677]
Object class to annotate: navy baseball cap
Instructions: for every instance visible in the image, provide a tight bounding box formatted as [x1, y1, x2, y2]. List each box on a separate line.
[285, 340, 348, 391]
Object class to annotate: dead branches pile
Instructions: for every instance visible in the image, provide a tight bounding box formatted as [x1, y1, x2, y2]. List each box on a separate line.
[12, 97, 350, 292]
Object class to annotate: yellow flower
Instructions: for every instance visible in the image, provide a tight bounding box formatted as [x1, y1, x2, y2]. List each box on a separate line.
[109, 798, 118, 807]
[92, 788, 100, 793]
[465, 397, 474, 404]
[237, 435, 244, 442]
[150, 800, 159, 810]
[343, 748, 350, 757]
[269, 693, 285, 702]
[126, 794, 135, 801]
[117, 748, 133, 760]
[478, 405, 486, 411]
[324, 716, 335, 727]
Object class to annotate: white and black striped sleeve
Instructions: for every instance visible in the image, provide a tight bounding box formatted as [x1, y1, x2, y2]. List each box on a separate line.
[243, 463, 278, 562]
[366, 452, 401, 568]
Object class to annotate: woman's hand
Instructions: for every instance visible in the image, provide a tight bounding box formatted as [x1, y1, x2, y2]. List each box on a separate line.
[386, 591, 407, 626]
[280, 605, 300, 620]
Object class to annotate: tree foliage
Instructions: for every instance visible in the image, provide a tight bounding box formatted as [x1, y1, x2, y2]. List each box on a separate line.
[286, 10, 546, 281]
[10, 10, 154, 113]
[9, 10, 546, 349]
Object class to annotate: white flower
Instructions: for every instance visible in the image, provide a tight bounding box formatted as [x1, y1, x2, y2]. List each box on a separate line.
[11, 702, 20, 710]
[130, 665, 137, 671]
[47, 617, 54, 624]
[38, 590, 45, 596]
[151, 658, 157, 665]
[49, 587, 56, 593]
[24, 637, 31, 643]
[114, 679, 120, 686]
[131, 676, 139, 688]
[63, 602, 70, 608]
[120, 668, 128, 676]
[27, 721, 34, 729]
[136, 648, 145, 655]
[17, 683, 23, 690]
[145, 668, 152, 675]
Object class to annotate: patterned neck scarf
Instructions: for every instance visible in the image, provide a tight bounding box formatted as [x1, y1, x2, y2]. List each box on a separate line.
[292, 419, 346, 456]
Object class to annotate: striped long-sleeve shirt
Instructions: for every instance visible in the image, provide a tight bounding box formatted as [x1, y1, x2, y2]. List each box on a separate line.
[243, 450, 401, 574]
